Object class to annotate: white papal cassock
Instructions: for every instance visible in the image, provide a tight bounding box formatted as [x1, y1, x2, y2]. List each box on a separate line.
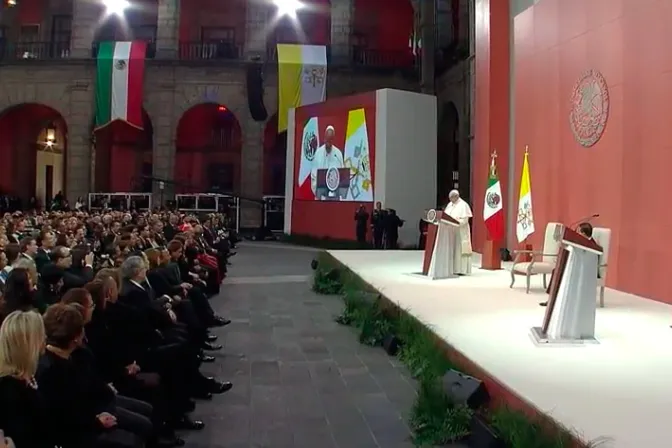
[445, 198, 473, 275]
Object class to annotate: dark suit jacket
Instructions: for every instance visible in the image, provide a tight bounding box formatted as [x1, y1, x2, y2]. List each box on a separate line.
[147, 266, 184, 298]
[0, 376, 54, 448]
[119, 279, 174, 332]
[36, 351, 103, 447]
[35, 248, 51, 273]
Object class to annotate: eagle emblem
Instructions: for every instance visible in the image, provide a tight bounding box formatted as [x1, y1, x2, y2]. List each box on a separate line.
[326, 167, 340, 192]
[486, 192, 501, 209]
[115, 60, 126, 70]
[303, 131, 317, 161]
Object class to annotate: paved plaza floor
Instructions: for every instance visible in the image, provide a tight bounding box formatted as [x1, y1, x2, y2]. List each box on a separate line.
[184, 242, 419, 448]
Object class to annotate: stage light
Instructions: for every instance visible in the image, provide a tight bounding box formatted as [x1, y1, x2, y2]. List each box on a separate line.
[217, 105, 227, 112]
[104, 0, 129, 15]
[273, 0, 303, 18]
[7, 0, 17, 7]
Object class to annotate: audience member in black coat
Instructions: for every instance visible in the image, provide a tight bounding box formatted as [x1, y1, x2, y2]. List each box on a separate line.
[371, 202, 386, 249]
[37, 303, 144, 448]
[48, 245, 95, 291]
[354, 205, 370, 246]
[0, 310, 54, 448]
[119, 257, 231, 410]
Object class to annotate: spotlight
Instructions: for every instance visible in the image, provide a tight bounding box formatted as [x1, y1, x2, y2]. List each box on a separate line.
[104, 0, 129, 15]
[273, 0, 303, 18]
[217, 105, 227, 112]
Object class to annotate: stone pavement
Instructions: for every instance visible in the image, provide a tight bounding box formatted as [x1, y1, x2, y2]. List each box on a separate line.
[183, 242, 418, 448]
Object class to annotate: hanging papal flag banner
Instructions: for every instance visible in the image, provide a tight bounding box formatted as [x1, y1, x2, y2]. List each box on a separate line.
[343, 108, 373, 201]
[95, 41, 147, 130]
[277, 44, 327, 133]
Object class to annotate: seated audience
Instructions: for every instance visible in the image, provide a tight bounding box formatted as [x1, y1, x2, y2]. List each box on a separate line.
[0, 310, 53, 447]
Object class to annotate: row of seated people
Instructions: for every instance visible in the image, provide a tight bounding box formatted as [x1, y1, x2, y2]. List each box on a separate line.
[0, 211, 238, 448]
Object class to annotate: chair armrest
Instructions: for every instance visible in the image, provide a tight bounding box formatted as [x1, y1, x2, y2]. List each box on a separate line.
[512, 249, 541, 254]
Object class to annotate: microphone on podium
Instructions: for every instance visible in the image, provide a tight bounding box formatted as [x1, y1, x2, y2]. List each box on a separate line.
[567, 213, 599, 230]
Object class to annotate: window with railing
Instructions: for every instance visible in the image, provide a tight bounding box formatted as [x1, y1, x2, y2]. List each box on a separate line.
[180, 27, 238, 60]
[131, 25, 157, 58]
[51, 15, 71, 58]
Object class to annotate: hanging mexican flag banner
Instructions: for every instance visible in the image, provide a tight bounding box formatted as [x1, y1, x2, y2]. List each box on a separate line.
[95, 41, 147, 130]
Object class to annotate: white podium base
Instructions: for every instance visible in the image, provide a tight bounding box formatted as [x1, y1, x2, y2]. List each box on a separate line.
[529, 327, 599, 346]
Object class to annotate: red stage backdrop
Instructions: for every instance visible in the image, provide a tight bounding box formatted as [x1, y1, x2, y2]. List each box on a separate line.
[291, 92, 376, 240]
[512, 0, 672, 304]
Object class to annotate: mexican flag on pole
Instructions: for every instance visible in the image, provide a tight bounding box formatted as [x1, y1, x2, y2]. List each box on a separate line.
[94, 41, 147, 130]
[483, 153, 504, 241]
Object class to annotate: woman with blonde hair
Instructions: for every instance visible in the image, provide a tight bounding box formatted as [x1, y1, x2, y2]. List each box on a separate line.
[0, 310, 53, 447]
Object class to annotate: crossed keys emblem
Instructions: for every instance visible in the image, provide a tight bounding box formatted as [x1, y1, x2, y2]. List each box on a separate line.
[517, 203, 533, 230]
[303, 67, 325, 87]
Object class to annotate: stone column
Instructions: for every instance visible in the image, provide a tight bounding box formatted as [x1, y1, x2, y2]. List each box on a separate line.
[240, 118, 264, 227]
[244, 2, 270, 59]
[472, 0, 510, 250]
[70, 0, 99, 58]
[156, 0, 179, 59]
[330, 0, 353, 64]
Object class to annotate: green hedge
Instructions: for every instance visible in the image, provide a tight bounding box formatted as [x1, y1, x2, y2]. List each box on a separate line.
[312, 251, 597, 448]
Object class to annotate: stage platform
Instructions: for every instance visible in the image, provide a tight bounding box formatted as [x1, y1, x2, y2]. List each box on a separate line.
[327, 250, 672, 448]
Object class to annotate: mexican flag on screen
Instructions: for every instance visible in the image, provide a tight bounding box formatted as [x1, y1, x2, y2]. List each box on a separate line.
[483, 158, 504, 241]
[94, 41, 147, 130]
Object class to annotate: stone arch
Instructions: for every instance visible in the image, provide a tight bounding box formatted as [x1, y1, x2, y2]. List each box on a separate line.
[0, 103, 69, 206]
[174, 102, 243, 194]
[437, 101, 460, 205]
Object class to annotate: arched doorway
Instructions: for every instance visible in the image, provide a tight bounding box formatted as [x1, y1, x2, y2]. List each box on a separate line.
[263, 113, 287, 196]
[0, 103, 68, 208]
[437, 101, 459, 205]
[93, 109, 153, 192]
[174, 103, 242, 194]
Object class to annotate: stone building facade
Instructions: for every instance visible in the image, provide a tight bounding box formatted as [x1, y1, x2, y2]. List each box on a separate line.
[0, 0, 419, 225]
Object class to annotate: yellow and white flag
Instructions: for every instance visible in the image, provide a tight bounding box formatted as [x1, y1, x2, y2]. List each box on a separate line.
[343, 109, 373, 201]
[516, 149, 534, 242]
[277, 44, 327, 133]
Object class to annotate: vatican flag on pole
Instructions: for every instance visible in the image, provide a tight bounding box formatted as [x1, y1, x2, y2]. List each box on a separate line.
[343, 109, 373, 201]
[277, 44, 327, 133]
[516, 148, 535, 242]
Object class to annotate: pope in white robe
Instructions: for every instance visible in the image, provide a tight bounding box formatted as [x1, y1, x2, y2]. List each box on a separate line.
[444, 190, 473, 275]
[310, 125, 344, 198]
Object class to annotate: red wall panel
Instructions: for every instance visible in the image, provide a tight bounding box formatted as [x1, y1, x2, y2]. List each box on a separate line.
[291, 92, 376, 240]
[472, 0, 510, 251]
[512, 0, 672, 303]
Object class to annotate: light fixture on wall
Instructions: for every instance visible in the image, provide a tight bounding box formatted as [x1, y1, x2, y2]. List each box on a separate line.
[6, 0, 18, 7]
[45, 124, 57, 146]
[104, 0, 129, 16]
[273, 0, 303, 18]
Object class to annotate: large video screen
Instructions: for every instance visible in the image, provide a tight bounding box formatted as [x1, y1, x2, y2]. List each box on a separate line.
[294, 108, 375, 201]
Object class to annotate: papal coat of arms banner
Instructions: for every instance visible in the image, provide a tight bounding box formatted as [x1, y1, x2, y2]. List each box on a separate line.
[343, 108, 373, 201]
[277, 44, 327, 133]
[94, 41, 148, 131]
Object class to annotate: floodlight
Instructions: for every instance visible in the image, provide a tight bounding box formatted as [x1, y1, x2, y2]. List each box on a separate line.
[104, 0, 130, 15]
[273, 0, 303, 18]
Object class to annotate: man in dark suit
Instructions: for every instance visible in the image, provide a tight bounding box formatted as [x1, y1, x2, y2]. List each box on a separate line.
[49, 245, 95, 291]
[35, 229, 56, 272]
[119, 257, 232, 402]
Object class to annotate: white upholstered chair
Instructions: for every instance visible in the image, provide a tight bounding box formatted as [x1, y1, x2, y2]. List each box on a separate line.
[510, 222, 562, 293]
[592, 227, 611, 307]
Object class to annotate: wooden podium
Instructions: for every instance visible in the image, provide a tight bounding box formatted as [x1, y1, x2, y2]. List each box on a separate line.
[531, 226, 603, 344]
[421, 210, 460, 279]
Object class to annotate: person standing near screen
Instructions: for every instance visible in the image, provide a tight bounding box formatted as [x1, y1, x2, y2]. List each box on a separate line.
[310, 125, 344, 198]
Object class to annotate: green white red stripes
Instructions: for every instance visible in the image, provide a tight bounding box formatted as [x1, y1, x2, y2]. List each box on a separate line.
[483, 164, 504, 241]
[95, 41, 147, 130]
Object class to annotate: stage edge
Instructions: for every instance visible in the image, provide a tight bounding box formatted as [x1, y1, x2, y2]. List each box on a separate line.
[319, 250, 588, 448]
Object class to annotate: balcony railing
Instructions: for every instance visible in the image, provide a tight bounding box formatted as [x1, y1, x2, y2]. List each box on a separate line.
[179, 41, 241, 61]
[91, 41, 157, 59]
[0, 41, 71, 61]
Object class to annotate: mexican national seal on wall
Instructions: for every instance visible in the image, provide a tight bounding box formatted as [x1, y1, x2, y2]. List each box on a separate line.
[569, 69, 610, 147]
